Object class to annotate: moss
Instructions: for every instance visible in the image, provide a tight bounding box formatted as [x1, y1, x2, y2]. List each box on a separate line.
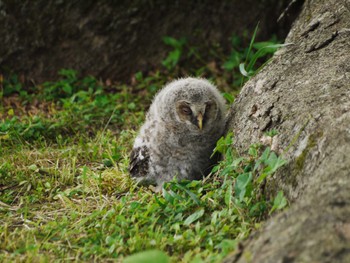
[295, 131, 323, 171]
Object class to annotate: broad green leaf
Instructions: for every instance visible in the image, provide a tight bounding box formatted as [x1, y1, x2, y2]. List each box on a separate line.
[162, 36, 179, 47]
[223, 51, 241, 70]
[215, 239, 238, 254]
[135, 71, 143, 81]
[249, 201, 267, 216]
[154, 195, 166, 208]
[211, 165, 220, 173]
[256, 172, 268, 184]
[62, 83, 72, 95]
[248, 144, 259, 158]
[212, 136, 226, 155]
[168, 189, 185, 202]
[162, 36, 186, 48]
[162, 188, 175, 204]
[189, 255, 205, 263]
[235, 172, 252, 201]
[7, 108, 14, 116]
[264, 129, 278, 137]
[224, 181, 233, 207]
[270, 191, 288, 214]
[253, 147, 271, 173]
[212, 133, 233, 156]
[184, 209, 205, 226]
[58, 68, 77, 79]
[222, 92, 234, 104]
[175, 183, 201, 205]
[124, 250, 170, 263]
[258, 151, 285, 181]
[231, 157, 245, 169]
[264, 152, 287, 175]
[260, 147, 271, 162]
[220, 165, 234, 177]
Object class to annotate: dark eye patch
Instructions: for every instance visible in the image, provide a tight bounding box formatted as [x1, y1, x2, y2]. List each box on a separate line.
[181, 105, 192, 115]
[205, 101, 213, 111]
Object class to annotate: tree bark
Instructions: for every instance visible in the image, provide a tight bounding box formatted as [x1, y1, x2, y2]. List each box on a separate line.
[224, 0, 350, 262]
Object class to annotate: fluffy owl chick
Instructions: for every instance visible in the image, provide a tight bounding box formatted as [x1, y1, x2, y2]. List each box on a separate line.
[129, 77, 226, 186]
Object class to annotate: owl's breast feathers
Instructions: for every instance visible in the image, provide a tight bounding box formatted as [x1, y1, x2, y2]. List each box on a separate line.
[129, 145, 150, 178]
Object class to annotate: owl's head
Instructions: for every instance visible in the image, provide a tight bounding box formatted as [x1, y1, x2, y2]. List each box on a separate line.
[153, 78, 226, 133]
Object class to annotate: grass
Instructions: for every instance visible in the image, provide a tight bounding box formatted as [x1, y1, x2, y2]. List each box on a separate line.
[0, 31, 286, 262]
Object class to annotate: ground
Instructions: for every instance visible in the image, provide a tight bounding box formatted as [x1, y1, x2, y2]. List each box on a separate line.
[0, 35, 287, 262]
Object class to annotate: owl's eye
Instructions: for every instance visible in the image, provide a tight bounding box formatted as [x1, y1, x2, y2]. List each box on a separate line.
[181, 106, 192, 115]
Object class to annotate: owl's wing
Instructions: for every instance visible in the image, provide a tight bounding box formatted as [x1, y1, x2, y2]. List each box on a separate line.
[129, 145, 150, 179]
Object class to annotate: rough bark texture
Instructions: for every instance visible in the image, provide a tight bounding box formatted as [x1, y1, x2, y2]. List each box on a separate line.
[0, 0, 297, 83]
[225, 0, 350, 262]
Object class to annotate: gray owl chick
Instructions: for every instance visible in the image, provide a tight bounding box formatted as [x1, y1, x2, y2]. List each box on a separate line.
[129, 77, 226, 186]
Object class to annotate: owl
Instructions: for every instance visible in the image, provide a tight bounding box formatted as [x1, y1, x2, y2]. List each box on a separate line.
[129, 77, 226, 186]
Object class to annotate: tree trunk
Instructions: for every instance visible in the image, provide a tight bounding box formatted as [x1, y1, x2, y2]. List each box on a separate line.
[224, 0, 350, 262]
[0, 0, 296, 83]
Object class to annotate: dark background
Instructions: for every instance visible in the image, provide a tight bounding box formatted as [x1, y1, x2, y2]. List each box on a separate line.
[0, 0, 302, 83]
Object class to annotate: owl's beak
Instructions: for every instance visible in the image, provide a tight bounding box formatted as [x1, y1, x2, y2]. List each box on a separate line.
[197, 112, 203, 130]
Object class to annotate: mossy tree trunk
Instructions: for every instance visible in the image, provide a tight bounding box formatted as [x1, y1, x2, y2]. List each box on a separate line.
[224, 0, 350, 262]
